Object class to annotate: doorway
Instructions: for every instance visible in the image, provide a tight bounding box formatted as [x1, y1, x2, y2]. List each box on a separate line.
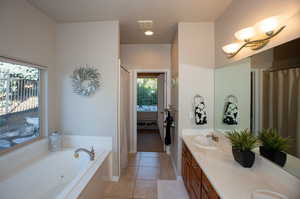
[131, 69, 170, 153]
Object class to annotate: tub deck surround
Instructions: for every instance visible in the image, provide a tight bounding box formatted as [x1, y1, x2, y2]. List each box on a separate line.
[0, 135, 112, 199]
[181, 129, 300, 199]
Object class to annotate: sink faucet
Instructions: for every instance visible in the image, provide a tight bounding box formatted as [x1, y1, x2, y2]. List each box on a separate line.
[74, 147, 95, 161]
[206, 133, 219, 142]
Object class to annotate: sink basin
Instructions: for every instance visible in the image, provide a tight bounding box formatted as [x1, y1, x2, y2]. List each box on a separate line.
[252, 189, 288, 199]
[193, 135, 217, 150]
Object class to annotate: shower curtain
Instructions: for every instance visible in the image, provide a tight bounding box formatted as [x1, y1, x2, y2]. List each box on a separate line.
[120, 67, 130, 169]
[262, 68, 300, 157]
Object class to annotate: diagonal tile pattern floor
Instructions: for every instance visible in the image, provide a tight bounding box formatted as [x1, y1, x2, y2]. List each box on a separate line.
[104, 152, 176, 199]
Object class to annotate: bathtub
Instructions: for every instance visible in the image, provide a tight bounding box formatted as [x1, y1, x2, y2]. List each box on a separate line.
[0, 135, 112, 199]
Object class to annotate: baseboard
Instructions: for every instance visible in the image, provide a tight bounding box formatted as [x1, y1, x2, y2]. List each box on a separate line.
[111, 176, 120, 182]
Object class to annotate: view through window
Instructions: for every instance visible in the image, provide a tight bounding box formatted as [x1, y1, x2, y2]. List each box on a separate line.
[0, 61, 40, 151]
[137, 78, 158, 112]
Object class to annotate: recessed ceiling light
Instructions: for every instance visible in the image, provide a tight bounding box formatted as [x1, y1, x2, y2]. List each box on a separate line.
[145, 30, 154, 36]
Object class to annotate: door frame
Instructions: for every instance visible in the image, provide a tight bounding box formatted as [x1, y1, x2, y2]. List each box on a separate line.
[130, 69, 171, 153]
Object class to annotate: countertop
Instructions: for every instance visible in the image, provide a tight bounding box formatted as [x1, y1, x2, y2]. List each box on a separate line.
[182, 133, 300, 199]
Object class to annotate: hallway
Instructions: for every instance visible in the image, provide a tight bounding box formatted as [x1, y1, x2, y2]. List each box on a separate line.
[137, 130, 164, 152]
[104, 152, 176, 199]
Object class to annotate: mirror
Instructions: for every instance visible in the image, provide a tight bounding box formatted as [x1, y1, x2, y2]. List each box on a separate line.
[214, 58, 251, 132]
[214, 37, 300, 178]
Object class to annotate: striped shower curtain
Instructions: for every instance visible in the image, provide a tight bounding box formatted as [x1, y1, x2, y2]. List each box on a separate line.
[262, 68, 300, 157]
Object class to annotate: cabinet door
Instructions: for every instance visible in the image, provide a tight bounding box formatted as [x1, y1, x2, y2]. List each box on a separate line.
[182, 145, 189, 187]
[201, 187, 209, 199]
[190, 167, 202, 198]
[202, 173, 219, 199]
[186, 162, 194, 197]
[182, 152, 187, 183]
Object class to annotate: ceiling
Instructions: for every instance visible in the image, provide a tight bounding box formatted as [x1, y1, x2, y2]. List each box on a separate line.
[28, 0, 232, 44]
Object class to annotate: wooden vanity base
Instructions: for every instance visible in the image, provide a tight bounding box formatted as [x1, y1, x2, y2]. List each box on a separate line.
[182, 143, 220, 199]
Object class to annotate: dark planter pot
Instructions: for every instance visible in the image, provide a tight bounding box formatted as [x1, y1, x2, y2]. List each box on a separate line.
[259, 146, 287, 167]
[232, 147, 255, 168]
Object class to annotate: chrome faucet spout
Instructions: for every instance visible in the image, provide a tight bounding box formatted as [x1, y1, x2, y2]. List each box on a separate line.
[74, 147, 95, 161]
[206, 133, 219, 142]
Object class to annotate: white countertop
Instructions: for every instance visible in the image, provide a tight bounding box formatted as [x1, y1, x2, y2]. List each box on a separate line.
[182, 132, 300, 199]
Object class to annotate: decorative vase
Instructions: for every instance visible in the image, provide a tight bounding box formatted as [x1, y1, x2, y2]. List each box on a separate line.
[259, 146, 287, 167]
[232, 147, 255, 168]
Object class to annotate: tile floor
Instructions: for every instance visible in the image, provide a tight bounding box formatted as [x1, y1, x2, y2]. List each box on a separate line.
[137, 130, 164, 152]
[104, 152, 176, 199]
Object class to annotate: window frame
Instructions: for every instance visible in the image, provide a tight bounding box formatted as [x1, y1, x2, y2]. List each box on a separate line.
[0, 56, 47, 155]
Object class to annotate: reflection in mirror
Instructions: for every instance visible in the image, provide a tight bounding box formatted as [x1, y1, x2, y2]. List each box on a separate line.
[214, 58, 251, 132]
[214, 37, 300, 179]
[250, 38, 300, 178]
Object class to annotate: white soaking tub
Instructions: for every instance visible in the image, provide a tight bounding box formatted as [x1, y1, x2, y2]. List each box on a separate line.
[0, 135, 112, 199]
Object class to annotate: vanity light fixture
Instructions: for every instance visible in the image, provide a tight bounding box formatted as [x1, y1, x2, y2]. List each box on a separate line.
[222, 16, 286, 58]
[145, 30, 154, 36]
[234, 27, 256, 42]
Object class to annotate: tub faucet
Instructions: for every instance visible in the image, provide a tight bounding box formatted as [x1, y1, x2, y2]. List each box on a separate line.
[74, 147, 95, 161]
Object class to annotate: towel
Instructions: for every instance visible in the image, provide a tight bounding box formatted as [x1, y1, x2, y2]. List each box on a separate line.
[195, 102, 207, 125]
[164, 111, 173, 145]
[223, 102, 238, 125]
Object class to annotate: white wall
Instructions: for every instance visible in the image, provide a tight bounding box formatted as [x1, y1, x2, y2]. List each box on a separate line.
[179, 65, 214, 130]
[0, 0, 58, 132]
[55, 21, 120, 175]
[137, 112, 157, 121]
[120, 44, 171, 69]
[170, 22, 215, 175]
[215, 0, 300, 67]
[170, 32, 179, 172]
[214, 59, 251, 131]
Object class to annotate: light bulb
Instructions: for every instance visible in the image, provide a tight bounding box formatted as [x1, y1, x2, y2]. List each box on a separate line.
[257, 16, 279, 35]
[144, 30, 154, 36]
[222, 43, 241, 55]
[234, 27, 256, 41]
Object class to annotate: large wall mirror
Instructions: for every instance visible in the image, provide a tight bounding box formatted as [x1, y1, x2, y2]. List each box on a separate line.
[214, 37, 300, 178]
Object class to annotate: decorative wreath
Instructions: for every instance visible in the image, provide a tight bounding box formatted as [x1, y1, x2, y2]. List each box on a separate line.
[71, 66, 101, 96]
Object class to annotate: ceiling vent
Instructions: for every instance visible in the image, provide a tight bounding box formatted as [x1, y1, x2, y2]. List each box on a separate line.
[138, 20, 153, 30]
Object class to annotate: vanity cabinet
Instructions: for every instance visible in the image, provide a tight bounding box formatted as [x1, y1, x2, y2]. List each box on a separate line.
[182, 143, 220, 199]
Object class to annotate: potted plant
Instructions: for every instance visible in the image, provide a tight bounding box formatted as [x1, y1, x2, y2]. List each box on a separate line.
[226, 129, 258, 168]
[258, 129, 289, 167]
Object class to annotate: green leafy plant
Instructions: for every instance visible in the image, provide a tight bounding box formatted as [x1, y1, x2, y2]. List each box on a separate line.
[226, 129, 258, 151]
[258, 129, 289, 152]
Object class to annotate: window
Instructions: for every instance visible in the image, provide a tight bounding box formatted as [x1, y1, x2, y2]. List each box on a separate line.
[0, 60, 40, 151]
[137, 78, 158, 112]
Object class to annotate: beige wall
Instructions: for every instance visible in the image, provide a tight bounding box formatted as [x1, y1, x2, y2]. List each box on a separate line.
[0, 0, 58, 132]
[178, 23, 215, 131]
[170, 22, 215, 175]
[120, 44, 171, 70]
[170, 32, 179, 173]
[215, 0, 300, 67]
[56, 21, 120, 175]
[179, 23, 215, 68]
